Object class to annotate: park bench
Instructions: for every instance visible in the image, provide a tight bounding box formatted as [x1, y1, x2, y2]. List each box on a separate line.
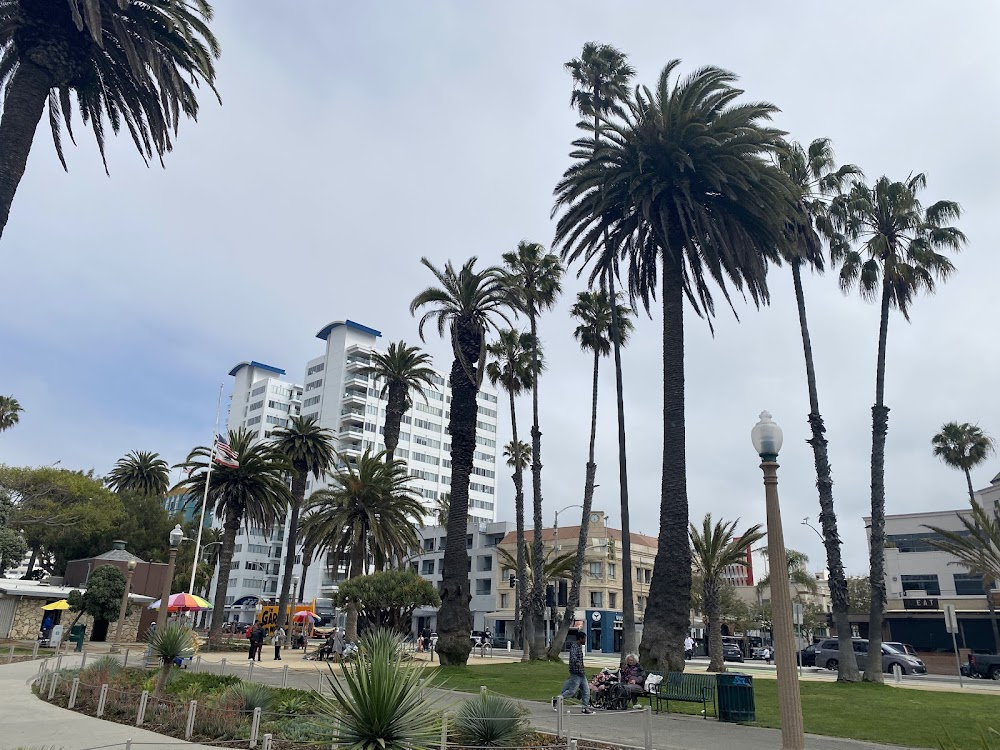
[646, 672, 716, 719]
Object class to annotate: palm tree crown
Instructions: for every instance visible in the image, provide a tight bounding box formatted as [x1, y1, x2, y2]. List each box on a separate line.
[565, 42, 635, 124]
[503, 440, 532, 470]
[0, 395, 23, 432]
[497, 545, 577, 585]
[932, 422, 996, 502]
[570, 289, 633, 357]
[486, 330, 540, 406]
[107, 450, 170, 496]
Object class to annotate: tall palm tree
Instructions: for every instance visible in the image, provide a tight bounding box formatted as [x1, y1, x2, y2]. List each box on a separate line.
[831, 173, 965, 682]
[410, 256, 514, 666]
[0, 395, 22, 431]
[497, 545, 577, 589]
[690, 515, 764, 672]
[777, 137, 862, 682]
[501, 438, 532, 649]
[554, 61, 794, 672]
[271, 415, 336, 629]
[106, 450, 170, 496]
[502, 241, 563, 659]
[300, 449, 423, 641]
[175, 427, 292, 641]
[564, 42, 638, 662]
[486, 330, 540, 649]
[360, 342, 438, 462]
[549, 289, 633, 657]
[297, 539, 316, 603]
[925, 502, 1000, 654]
[932, 422, 996, 503]
[0, 0, 220, 239]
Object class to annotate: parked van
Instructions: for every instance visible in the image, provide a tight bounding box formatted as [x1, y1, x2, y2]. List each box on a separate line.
[815, 638, 926, 675]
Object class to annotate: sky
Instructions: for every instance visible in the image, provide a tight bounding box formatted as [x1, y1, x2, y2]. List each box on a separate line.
[1, 1, 998, 575]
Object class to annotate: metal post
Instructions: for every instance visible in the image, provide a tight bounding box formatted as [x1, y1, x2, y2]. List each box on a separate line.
[39, 669, 48, 692]
[31, 641, 39, 659]
[644, 706, 653, 750]
[55, 653, 63, 671]
[480, 685, 487, 696]
[7, 643, 13, 664]
[263, 734, 273, 750]
[195, 655, 202, 671]
[565, 697, 571, 746]
[123, 649, 129, 668]
[97, 683, 109, 717]
[220, 657, 227, 676]
[186, 700, 198, 740]
[317, 672, 324, 692]
[250, 706, 262, 748]
[570, 740, 578, 750]
[137, 690, 149, 725]
[892, 663, 902, 683]
[81, 650, 88, 670]
[556, 695, 563, 738]
[248, 660, 255, 681]
[68, 677, 80, 709]
[951, 631, 964, 688]
[440, 711, 448, 750]
[282, 664, 288, 688]
[126, 741, 132, 750]
[48, 673, 59, 700]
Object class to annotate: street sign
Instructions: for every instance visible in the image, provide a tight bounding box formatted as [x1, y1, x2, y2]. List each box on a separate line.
[944, 604, 959, 634]
[793, 602, 803, 626]
[903, 598, 939, 610]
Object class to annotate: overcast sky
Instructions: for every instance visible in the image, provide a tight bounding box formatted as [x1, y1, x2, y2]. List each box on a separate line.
[1, 1, 998, 575]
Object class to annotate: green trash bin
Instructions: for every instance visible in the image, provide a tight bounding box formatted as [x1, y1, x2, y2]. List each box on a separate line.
[69, 624, 86, 652]
[716, 672, 755, 723]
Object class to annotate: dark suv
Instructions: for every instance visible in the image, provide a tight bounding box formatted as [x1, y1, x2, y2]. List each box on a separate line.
[816, 638, 926, 675]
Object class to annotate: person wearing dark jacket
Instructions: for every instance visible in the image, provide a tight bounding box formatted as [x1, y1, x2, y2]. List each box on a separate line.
[553, 632, 594, 714]
[249, 625, 265, 661]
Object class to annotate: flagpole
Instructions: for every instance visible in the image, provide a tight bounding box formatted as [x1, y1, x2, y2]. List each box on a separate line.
[190, 383, 223, 596]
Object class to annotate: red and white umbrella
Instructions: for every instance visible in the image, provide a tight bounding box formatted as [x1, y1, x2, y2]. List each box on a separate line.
[292, 610, 320, 623]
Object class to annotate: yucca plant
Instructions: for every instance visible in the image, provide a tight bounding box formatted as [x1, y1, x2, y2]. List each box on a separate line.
[80, 655, 122, 683]
[220, 682, 275, 714]
[275, 695, 313, 715]
[148, 622, 195, 697]
[451, 693, 530, 748]
[317, 628, 440, 750]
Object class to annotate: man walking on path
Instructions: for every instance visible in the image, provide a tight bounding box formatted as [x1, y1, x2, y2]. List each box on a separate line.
[553, 632, 594, 714]
[272, 626, 285, 660]
[684, 635, 695, 661]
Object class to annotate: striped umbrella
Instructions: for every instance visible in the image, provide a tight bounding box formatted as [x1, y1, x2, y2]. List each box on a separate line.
[148, 593, 213, 612]
[292, 610, 320, 623]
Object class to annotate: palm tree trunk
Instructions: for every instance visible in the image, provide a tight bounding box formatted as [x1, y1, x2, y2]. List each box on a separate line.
[607, 269, 637, 663]
[25, 547, 37, 577]
[791, 260, 859, 682]
[865, 278, 892, 683]
[277, 465, 306, 629]
[508, 389, 528, 653]
[964, 468, 977, 504]
[639, 260, 690, 674]
[549, 347, 601, 658]
[209, 515, 241, 642]
[0, 62, 51, 240]
[528, 312, 546, 659]
[985, 581, 1000, 655]
[345, 537, 365, 642]
[384, 384, 405, 463]
[704, 581, 725, 673]
[436, 318, 478, 666]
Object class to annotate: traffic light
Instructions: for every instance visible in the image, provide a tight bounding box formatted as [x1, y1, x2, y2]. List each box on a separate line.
[509, 574, 516, 588]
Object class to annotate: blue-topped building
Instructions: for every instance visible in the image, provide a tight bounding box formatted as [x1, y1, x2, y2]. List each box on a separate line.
[162, 487, 213, 528]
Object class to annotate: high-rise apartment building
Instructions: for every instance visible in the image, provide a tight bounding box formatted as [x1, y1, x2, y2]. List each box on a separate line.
[211, 320, 500, 625]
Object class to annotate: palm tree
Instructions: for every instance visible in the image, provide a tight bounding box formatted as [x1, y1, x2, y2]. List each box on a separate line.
[564, 42, 639, 663]
[0, 395, 22, 432]
[486, 330, 540, 649]
[106, 450, 170, 496]
[497, 545, 577, 588]
[549, 289, 633, 658]
[0, 0, 220, 239]
[297, 539, 316, 603]
[433, 494, 449, 527]
[932, 422, 996, 503]
[360, 342, 438, 462]
[690, 515, 764, 672]
[831, 173, 966, 682]
[410, 256, 514, 666]
[755, 549, 819, 598]
[554, 61, 793, 673]
[925, 502, 1000, 654]
[777, 137, 862, 682]
[501, 439, 532, 648]
[502, 241, 563, 659]
[301, 449, 423, 641]
[270, 415, 336, 629]
[175, 427, 292, 641]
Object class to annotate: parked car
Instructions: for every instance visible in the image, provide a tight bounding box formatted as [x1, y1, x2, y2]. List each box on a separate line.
[816, 638, 926, 675]
[884, 642, 918, 658]
[965, 652, 1000, 680]
[723, 642, 744, 662]
[751, 646, 769, 660]
[797, 644, 817, 667]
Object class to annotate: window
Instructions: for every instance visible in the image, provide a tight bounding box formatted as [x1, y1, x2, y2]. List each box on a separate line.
[271, 384, 292, 398]
[421, 560, 435, 575]
[305, 379, 323, 391]
[307, 362, 325, 375]
[304, 395, 321, 407]
[251, 384, 267, 397]
[637, 595, 646, 612]
[477, 406, 497, 418]
[590, 591, 603, 608]
[472, 466, 495, 478]
[413, 418, 439, 431]
[428, 390, 444, 401]
[470, 482, 494, 494]
[249, 400, 264, 411]
[414, 402, 443, 417]
[268, 400, 290, 412]
[266, 415, 287, 426]
[412, 452, 440, 465]
[644, 568, 651, 584]
[901, 574, 941, 596]
[588, 562, 603, 578]
[234, 544, 243, 553]
[420, 488, 438, 500]
[476, 579, 492, 596]
[409, 562, 418, 573]
[413, 435, 441, 449]
[423, 538, 435, 551]
[953, 573, 983, 596]
[478, 555, 493, 571]
[474, 451, 494, 463]
[500, 593, 509, 609]
[248, 543, 268, 554]
[242, 578, 265, 590]
[608, 563, 616, 579]
[466, 535, 474, 549]
[247, 415, 262, 426]
[887, 531, 973, 553]
[609, 593, 618, 609]
[409, 469, 439, 482]
[476, 436, 495, 448]
[476, 420, 496, 432]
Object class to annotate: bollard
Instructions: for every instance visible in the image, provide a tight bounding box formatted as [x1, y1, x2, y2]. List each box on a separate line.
[195, 655, 202, 672]
[39, 668, 49, 693]
[282, 664, 288, 689]
[97, 684, 109, 717]
[893, 664, 902, 683]
[55, 653, 63, 671]
[262, 733, 273, 750]
[440, 712, 448, 750]
[480, 685, 487, 696]
[564, 698, 572, 746]
[507, 640, 511, 653]
[31, 641, 39, 659]
[220, 657, 227, 676]
[644, 706, 653, 750]
[68, 677, 80, 709]
[136, 690, 149, 726]
[123, 649, 129, 668]
[317, 672, 324, 693]
[250, 706, 262, 748]
[185, 700, 198, 740]
[126, 740, 132, 750]
[570, 740, 578, 750]
[556, 695, 564, 738]
[80, 651, 88, 669]
[7, 643, 13, 664]
[48, 673, 60, 700]
[248, 660, 255, 681]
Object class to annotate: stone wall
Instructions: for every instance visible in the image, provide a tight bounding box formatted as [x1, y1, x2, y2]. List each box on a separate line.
[5, 599, 143, 643]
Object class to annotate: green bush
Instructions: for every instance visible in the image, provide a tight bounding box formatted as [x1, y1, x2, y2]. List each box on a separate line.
[451, 692, 530, 748]
[273, 693, 314, 714]
[80, 656, 122, 684]
[148, 623, 196, 696]
[165, 671, 240, 697]
[221, 682, 275, 714]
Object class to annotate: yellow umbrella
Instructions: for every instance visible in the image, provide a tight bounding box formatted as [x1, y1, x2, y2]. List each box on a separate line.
[41, 599, 70, 610]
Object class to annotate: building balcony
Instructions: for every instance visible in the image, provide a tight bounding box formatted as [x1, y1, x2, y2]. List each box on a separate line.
[344, 375, 369, 389]
[345, 356, 371, 370]
[340, 426, 364, 440]
[343, 390, 366, 406]
[341, 408, 365, 423]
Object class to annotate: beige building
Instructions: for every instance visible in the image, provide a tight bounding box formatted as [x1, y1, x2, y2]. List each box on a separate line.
[491, 510, 658, 653]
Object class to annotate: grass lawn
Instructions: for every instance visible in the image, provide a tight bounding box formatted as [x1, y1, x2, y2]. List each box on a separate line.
[433, 661, 1000, 749]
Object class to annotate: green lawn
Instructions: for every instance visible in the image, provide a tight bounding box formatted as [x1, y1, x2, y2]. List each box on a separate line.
[433, 661, 1000, 749]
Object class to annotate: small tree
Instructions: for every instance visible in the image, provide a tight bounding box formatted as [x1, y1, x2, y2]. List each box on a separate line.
[333, 569, 440, 634]
[847, 576, 871, 616]
[149, 623, 195, 697]
[67, 564, 128, 628]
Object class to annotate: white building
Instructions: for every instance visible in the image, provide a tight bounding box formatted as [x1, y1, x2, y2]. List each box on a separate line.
[212, 320, 500, 625]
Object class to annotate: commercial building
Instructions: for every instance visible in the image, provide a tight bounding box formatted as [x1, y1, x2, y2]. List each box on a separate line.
[210, 319, 500, 625]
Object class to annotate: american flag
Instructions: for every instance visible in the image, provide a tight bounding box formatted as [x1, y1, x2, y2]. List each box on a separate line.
[213, 435, 239, 469]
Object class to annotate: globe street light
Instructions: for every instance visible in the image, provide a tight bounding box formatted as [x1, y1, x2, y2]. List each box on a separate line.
[156, 524, 185, 632]
[751, 411, 804, 750]
[110, 559, 138, 654]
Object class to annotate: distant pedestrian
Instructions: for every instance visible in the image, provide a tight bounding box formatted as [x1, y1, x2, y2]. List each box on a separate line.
[333, 628, 345, 662]
[684, 636, 694, 661]
[553, 632, 593, 714]
[272, 626, 285, 660]
[764, 646, 773, 665]
[249, 624, 265, 661]
[420, 626, 431, 654]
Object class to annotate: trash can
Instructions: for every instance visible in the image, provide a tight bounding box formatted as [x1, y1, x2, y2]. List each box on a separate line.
[716, 672, 755, 723]
[69, 624, 86, 652]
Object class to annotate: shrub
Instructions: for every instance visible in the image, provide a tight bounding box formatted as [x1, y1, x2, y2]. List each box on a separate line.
[148, 623, 196, 697]
[80, 656, 122, 684]
[221, 682, 275, 714]
[166, 671, 240, 698]
[317, 628, 440, 750]
[274, 694, 313, 715]
[451, 693, 530, 748]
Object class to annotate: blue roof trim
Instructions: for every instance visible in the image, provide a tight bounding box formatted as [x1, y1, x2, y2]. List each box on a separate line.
[316, 319, 383, 341]
[228, 360, 286, 377]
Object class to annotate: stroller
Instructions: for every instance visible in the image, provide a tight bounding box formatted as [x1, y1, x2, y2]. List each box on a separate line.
[590, 668, 631, 711]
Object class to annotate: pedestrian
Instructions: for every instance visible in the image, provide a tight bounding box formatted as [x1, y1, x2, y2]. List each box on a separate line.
[552, 632, 594, 714]
[249, 624, 265, 661]
[420, 626, 431, 654]
[764, 646, 773, 665]
[684, 635, 695, 661]
[272, 626, 285, 660]
[333, 628, 345, 663]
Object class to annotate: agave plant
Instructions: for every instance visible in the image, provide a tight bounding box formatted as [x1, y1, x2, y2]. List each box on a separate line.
[317, 628, 440, 750]
[451, 693, 530, 748]
[148, 622, 195, 697]
[220, 682, 274, 714]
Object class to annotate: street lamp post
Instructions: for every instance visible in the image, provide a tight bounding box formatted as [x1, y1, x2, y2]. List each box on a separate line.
[751, 411, 804, 750]
[110, 559, 137, 654]
[156, 524, 185, 633]
[553, 504, 584, 553]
